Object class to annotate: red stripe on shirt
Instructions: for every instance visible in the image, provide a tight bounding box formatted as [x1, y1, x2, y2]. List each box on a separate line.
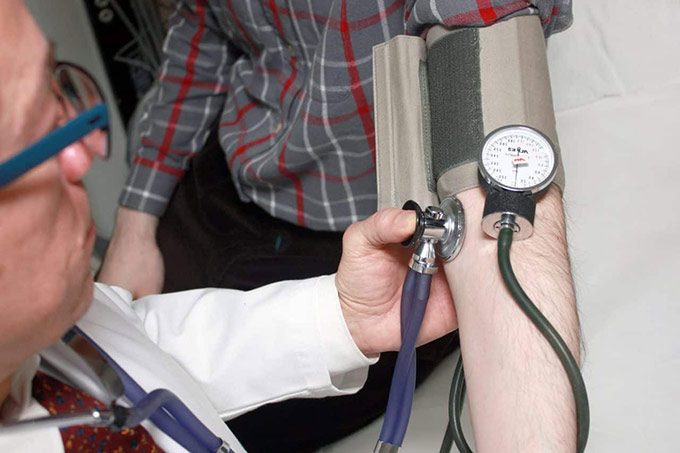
[226, 0, 261, 55]
[134, 156, 185, 178]
[269, 0, 298, 108]
[269, 0, 286, 37]
[302, 104, 373, 126]
[476, 0, 498, 24]
[278, 0, 403, 32]
[231, 89, 250, 165]
[158, 74, 227, 92]
[141, 137, 192, 156]
[441, 1, 529, 27]
[340, 0, 376, 160]
[229, 132, 277, 167]
[280, 57, 297, 107]
[155, 0, 207, 168]
[543, 5, 559, 24]
[255, 66, 283, 77]
[352, 0, 404, 31]
[220, 101, 256, 127]
[255, 66, 287, 88]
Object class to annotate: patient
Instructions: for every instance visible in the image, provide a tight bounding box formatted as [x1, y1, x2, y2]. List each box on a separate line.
[0, 1, 458, 451]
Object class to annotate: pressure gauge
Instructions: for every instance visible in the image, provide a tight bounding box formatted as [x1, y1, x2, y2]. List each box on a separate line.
[479, 126, 558, 240]
[479, 126, 557, 194]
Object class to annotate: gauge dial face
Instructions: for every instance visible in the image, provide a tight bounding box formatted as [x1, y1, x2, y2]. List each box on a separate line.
[479, 126, 557, 193]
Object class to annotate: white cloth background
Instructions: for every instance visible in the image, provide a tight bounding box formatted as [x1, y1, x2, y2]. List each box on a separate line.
[321, 1, 680, 451]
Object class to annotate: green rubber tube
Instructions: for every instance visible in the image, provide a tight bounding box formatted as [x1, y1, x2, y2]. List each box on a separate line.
[440, 356, 471, 453]
[441, 226, 589, 453]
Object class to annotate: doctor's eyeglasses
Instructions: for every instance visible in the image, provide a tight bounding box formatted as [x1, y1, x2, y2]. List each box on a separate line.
[0, 62, 110, 188]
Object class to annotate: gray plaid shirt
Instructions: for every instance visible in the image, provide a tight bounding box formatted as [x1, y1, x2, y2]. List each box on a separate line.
[120, 0, 572, 231]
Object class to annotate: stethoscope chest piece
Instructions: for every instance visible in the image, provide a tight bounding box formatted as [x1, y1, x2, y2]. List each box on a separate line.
[402, 196, 465, 274]
[436, 196, 466, 261]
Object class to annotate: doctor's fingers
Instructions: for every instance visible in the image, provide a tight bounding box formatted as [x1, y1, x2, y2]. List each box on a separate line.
[343, 208, 416, 252]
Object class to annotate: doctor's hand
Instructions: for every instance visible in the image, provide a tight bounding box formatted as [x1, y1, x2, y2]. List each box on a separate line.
[97, 207, 164, 299]
[336, 208, 457, 356]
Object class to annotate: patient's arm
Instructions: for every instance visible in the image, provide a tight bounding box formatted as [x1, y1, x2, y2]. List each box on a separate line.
[443, 185, 580, 452]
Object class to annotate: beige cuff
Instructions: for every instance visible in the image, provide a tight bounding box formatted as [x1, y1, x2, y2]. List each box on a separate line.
[372, 16, 565, 210]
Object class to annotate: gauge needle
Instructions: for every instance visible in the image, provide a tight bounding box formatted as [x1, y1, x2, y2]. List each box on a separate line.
[514, 149, 520, 186]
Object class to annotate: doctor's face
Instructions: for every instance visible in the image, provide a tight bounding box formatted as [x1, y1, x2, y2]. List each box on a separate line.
[0, 1, 97, 376]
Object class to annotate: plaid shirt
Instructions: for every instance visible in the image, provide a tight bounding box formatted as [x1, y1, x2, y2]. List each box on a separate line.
[120, 0, 572, 231]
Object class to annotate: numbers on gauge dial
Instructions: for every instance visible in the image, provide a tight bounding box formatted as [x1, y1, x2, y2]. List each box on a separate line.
[481, 128, 555, 190]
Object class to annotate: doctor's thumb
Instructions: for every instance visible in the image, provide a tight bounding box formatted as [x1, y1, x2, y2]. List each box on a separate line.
[350, 208, 416, 249]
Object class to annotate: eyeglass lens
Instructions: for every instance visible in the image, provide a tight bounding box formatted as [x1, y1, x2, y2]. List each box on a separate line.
[55, 63, 109, 160]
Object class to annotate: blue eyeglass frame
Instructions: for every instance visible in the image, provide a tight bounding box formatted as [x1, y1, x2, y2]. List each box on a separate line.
[0, 103, 109, 188]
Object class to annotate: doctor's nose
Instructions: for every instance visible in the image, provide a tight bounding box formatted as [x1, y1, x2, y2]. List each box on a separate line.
[57, 140, 95, 183]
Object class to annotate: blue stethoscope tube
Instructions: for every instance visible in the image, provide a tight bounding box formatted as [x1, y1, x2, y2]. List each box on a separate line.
[73, 327, 224, 453]
[379, 269, 432, 447]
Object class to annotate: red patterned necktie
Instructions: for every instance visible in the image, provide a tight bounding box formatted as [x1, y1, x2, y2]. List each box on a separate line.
[31, 371, 165, 453]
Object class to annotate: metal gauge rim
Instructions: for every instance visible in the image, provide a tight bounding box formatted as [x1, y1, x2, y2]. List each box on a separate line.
[478, 125, 558, 194]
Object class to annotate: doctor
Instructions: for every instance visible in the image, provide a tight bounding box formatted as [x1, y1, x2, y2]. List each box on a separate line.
[0, 1, 457, 451]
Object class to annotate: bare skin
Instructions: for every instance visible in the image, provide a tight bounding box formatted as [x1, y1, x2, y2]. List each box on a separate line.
[444, 186, 579, 452]
[98, 207, 164, 298]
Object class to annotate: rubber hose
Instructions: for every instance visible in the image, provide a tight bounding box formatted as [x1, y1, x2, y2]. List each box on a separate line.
[74, 327, 217, 453]
[442, 227, 590, 452]
[379, 270, 432, 446]
[497, 228, 589, 453]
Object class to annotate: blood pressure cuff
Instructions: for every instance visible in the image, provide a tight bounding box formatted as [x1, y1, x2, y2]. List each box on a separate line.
[373, 15, 564, 210]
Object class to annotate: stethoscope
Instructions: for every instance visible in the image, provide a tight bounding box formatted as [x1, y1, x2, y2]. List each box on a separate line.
[376, 125, 590, 453]
[377, 197, 465, 451]
[0, 326, 232, 453]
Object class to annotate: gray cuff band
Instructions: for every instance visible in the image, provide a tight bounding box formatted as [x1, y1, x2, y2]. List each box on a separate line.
[426, 15, 565, 198]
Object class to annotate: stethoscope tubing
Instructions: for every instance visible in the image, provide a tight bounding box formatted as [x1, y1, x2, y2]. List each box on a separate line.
[73, 326, 223, 453]
[379, 269, 432, 447]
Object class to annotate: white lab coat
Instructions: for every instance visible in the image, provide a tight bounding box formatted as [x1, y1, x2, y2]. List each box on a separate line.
[0, 276, 377, 452]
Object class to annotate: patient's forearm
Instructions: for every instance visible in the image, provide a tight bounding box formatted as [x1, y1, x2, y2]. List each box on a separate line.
[444, 186, 580, 452]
